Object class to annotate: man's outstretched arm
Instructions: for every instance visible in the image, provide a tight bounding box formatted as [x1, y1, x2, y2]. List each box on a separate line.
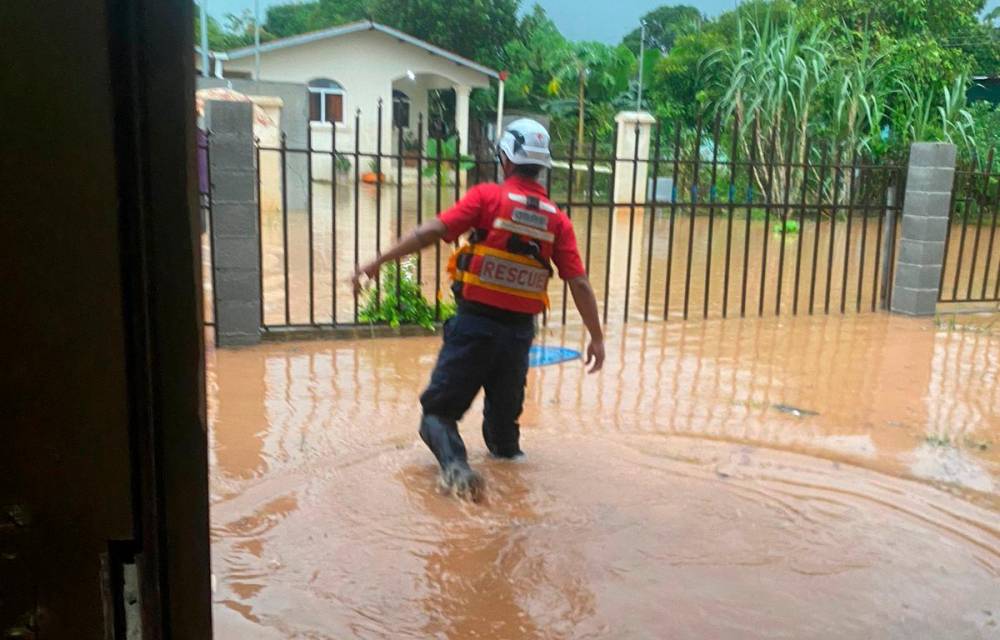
[567, 276, 605, 373]
[350, 219, 447, 291]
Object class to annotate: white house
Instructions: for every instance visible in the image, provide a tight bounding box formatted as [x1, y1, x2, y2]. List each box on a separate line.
[208, 20, 500, 158]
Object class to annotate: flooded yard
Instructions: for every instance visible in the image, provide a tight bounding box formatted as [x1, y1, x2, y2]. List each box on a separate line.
[207, 313, 999, 639]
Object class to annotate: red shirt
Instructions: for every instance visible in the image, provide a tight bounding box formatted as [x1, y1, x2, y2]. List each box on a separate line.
[438, 175, 587, 281]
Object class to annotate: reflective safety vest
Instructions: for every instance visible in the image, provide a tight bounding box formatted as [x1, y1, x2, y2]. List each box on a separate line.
[448, 186, 560, 315]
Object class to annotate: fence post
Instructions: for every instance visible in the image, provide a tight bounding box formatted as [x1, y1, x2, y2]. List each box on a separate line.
[613, 111, 656, 205]
[206, 100, 262, 346]
[891, 142, 957, 316]
[879, 186, 896, 310]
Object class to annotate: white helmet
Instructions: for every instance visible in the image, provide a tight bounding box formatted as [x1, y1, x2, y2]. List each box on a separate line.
[498, 118, 552, 168]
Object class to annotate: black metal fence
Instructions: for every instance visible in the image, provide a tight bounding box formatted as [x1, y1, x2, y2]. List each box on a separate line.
[939, 152, 1000, 304]
[202, 104, 908, 333]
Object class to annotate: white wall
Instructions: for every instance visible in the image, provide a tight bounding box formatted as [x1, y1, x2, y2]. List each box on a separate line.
[223, 30, 490, 158]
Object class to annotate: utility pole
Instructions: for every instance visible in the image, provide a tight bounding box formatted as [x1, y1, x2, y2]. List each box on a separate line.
[636, 20, 646, 111]
[199, 1, 209, 78]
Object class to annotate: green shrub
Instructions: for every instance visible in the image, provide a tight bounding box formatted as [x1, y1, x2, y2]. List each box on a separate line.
[773, 219, 800, 234]
[359, 259, 456, 330]
[335, 153, 351, 174]
[422, 137, 475, 179]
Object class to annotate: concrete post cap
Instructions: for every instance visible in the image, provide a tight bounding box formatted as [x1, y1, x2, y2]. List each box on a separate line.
[615, 111, 657, 125]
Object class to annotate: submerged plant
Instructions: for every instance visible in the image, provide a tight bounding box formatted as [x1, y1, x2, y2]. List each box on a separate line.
[359, 259, 456, 330]
[773, 219, 800, 234]
[422, 136, 475, 179]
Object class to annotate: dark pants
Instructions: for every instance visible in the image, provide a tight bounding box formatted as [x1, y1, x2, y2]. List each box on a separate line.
[419, 311, 534, 458]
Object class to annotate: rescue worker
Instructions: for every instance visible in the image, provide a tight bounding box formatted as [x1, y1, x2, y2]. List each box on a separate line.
[351, 119, 604, 500]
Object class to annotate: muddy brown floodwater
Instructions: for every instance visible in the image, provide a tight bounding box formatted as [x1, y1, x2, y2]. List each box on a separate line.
[208, 312, 1000, 639]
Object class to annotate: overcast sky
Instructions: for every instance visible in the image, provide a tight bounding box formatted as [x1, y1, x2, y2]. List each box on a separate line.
[206, 0, 1000, 44]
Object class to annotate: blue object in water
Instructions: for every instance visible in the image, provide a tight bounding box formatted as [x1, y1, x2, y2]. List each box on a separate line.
[528, 345, 581, 367]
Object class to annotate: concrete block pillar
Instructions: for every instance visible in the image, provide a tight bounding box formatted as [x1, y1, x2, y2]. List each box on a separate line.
[614, 111, 656, 205]
[891, 142, 957, 316]
[206, 100, 261, 346]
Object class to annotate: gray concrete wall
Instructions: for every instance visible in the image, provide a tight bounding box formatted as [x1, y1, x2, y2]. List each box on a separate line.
[198, 77, 310, 213]
[891, 143, 957, 316]
[207, 100, 262, 346]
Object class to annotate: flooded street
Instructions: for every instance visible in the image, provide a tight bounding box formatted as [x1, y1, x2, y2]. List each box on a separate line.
[208, 313, 1000, 639]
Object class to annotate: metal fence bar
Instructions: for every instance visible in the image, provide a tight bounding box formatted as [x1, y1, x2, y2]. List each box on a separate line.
[856, 161, 873, 313]
[644, 123, 662, 321]
[603, 126, 619, 324]
[967, 150, 994, 300]
[993, 249, 1000, 296]
[256, 138, 265, 329]
[840, 147, 859, 314]
[758, 125, 778, 316]
[664, 123, 682, 320]
[950, 169, 973, 300]
[542, 141, 554, 327]
[415, 115, 424, 286]
[353, 110, 361, 322]
[886, 165, 905, 310]
[375, 101, 384, 305]
[939, 165, 960, 300]
[396, 123, 404, 313]
[825, 142, 844, 314]
[562, 136, 577, 324]
[280, 132, 291, 325]
[624, 124, 641, 323]
[703, 114, 722, 319]
[981, 155, 1000, 300]
[792, 137, 811, 315]
[775, 132, 795, 315]
[740, 117, 760, 318]
[331, 120, 338, 325]
[307, 126, 315, 325]
[809, 143, 830, 315]
[723, 115, 740, 318]
[434, 132, 443, 321]
[683, 114, 704, 320]
[875, 183, 892, 311]
[585, 136, 597, 275]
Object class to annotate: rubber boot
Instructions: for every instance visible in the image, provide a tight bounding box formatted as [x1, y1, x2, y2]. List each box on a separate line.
[419, 415, 484, 501]
[483, 419, 524, 460]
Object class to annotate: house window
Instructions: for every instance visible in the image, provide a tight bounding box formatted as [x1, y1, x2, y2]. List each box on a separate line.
[392, 90, 410, 129]
[308, 78, 345, 125]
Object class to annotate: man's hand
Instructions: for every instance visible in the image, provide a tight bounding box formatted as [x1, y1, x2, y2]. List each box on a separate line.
[350, 219, 447, 294]
[585, 339, 605, 373]
[567, 276, 605, 373]
[350, 259, 381, 294]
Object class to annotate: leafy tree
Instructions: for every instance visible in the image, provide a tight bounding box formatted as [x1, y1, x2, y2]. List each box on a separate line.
[502, 5, 572, 112]
[649, 30, 726, 121]
[312, 0, 371, 28]
[799, 0, 984, 39]
[622, 5, 704, 54]
[368, 0, 520, 70]
[265, 3, 321, 38]
[540, 42, 634, 147]
[194, 3, 256, 50]
[263, 0, 369, 38]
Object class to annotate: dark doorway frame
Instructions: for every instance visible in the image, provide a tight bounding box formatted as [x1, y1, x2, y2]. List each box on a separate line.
[106, 0, 213, 636]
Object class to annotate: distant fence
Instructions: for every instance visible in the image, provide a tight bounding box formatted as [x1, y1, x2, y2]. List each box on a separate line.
[939, 153, 1000, 304]
[201, 104, 912, 335]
